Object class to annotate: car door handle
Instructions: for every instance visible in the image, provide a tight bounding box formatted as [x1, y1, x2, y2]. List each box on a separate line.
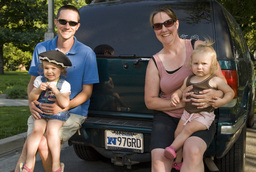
[133, 58, 151, 66]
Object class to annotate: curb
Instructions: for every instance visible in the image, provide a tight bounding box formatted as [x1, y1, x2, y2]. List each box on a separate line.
[0, 98, 28, 156]
[0, 132, 27, 156]
[0, 99, 28, 106]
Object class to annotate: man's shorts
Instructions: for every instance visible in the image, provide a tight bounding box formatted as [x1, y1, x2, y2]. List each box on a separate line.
[27, 113, 86, 144]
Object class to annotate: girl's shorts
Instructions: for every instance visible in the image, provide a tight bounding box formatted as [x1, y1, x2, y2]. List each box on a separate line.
[150, 111, 216, 150]
[40, 111, 70, 121]
[181, 110, 215, 129]
[36, 104, 70, 121]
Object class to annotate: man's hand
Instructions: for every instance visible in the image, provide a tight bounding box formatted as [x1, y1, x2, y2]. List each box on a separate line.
[40, 98, 64, 115]
[29, 100, 43, 120]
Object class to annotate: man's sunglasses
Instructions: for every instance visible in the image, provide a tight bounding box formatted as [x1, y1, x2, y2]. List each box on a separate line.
[152, 19, 175, 30]
[58, 19, 79, 26]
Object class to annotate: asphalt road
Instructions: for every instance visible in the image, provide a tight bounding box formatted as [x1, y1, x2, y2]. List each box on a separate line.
[0, 116, 255, 172]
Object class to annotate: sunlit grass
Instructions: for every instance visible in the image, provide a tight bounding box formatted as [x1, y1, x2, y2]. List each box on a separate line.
[0, 71, 30, 98]
[0, 106, 30, 139]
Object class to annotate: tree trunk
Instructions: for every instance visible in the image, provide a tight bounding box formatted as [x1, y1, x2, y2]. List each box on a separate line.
[0, 43, 4, 74]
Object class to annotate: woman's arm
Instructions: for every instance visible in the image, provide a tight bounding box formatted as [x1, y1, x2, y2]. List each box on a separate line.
[144, 59, 184, 111]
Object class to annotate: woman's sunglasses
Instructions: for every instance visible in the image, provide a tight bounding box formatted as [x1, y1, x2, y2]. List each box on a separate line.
[58, 19, 79, 26]
[152, 19, 175, 30]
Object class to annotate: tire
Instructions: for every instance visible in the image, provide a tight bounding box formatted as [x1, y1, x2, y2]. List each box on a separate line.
[247, 99, 255, 128]
[73, 144, 102, 161]
[215, 126, 246, 172]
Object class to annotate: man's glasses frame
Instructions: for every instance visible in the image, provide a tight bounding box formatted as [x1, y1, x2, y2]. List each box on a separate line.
[57, 19, 79, 26]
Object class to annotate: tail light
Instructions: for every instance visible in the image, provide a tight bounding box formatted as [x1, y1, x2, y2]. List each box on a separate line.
[222, 70, 238, 98]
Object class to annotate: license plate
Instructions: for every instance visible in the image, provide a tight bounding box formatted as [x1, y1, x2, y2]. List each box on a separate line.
[105, 130, 144, 153]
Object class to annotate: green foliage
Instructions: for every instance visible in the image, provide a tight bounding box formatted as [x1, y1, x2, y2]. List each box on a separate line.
[4, 43, 32, 71]
[217, 0, 256, 52]
[0, 0, 48, 50]
[0, 106, 30, 139]
[54, 0, 87, 13]
[0, 71, 30, 98]
[0, 0, 88, 73]
[5, 87, 27, 99]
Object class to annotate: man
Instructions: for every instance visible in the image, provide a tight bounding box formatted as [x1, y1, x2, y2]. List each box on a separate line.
[15, 5, 99, 172]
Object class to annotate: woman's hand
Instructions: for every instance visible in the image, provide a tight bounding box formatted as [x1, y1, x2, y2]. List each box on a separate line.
[182, 85, 193, 103]
[29, 100, 43, 120]
[190, 89, 224, 109]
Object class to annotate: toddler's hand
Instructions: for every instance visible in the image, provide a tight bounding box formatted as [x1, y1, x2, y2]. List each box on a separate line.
[47, 83, 58, 93]
[39, 83, 48, 91]
[170, 95, 180, 107]
[210, 97, 224, 109]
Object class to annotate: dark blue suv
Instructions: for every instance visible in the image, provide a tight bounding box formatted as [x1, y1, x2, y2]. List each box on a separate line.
[69, 0, 255, 171]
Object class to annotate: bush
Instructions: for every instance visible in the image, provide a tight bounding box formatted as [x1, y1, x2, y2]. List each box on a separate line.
[3, 43, 32, 71]
[5, 86, 27, 99]
[0, 71, 30, 99]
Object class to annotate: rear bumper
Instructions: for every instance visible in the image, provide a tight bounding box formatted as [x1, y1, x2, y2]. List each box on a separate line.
[214, 114, 246, 158]
[69, 110, 246, 160]
[69, 115, 153, 162]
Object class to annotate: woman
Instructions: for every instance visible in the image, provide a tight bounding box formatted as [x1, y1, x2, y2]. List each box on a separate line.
[144, 7, 225, 172]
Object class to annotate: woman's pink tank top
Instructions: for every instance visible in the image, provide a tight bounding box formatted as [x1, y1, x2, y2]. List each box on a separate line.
[153, 39, 193, 118]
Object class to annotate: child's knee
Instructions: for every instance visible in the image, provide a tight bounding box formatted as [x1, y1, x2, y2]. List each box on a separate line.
[38, 136, 48, 152]
[46, 128, 59, 138]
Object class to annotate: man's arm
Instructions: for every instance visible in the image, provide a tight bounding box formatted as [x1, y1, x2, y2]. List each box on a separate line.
[68, 84, 93, 110]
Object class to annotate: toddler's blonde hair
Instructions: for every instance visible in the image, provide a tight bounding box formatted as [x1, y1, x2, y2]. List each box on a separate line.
[190, 39, 218, 75]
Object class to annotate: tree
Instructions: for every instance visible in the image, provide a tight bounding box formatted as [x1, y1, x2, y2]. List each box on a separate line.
[0, 0, 48, 74]
[0, 0, 87, 74]
[217, 0, 256, 52]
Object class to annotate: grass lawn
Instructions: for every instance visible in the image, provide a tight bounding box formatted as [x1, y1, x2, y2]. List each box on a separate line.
[0, 71, 30, 98]
[0, 106, 30, 139]
[0, 71, 30, 139]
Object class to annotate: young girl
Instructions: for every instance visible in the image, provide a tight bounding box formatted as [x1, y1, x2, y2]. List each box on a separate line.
[20, 50, 72, 172]
[164, 41, 235, 165]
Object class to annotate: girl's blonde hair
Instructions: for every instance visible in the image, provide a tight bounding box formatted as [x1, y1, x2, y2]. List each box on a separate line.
[190, 39, 218, 75]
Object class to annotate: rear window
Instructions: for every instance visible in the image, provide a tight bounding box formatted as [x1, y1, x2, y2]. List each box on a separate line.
[77, 1, 213, 57]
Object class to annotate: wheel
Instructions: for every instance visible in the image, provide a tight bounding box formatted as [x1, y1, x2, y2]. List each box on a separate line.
[247, 98, 255, 128]
[73, 144, 102, 161]
[215, 126, 246, 172]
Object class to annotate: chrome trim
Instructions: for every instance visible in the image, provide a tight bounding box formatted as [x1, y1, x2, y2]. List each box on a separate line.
[221, 98, 237, 108]
[220, 115, 245, 134]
